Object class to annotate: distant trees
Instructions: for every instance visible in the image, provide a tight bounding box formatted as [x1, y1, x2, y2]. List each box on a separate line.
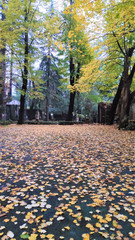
[0, 0, 59, 123]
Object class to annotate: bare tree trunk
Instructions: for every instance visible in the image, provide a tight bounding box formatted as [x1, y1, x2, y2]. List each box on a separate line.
[9, 49, 13, 98]
[0, 49, 6, 120]
[66, 57, 75, 121]
[109, 75, 123, 124]
[0, 0, 6, 120]
[46, 48, 51, 121]
[18, 12, 28, 124]
[46, 96, 49, 121]
[119, 63, 135, 128]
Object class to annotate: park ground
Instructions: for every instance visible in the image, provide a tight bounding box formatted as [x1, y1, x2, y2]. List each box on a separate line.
[0, 124, 135, 240]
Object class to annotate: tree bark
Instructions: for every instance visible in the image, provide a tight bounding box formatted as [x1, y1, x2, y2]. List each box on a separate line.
[9, 50, 13, 98]
[0, 48, 6, 120]
[18, 12, 28, 124]
[46, 49, 51, 121]
[109, 42, 135, 128]
[118, 82, 131, 128]
[66, 57, 75, 121]
[118, 59, 135, 128]
[109, 74, 123, 124]
[0, 0, 6, 120]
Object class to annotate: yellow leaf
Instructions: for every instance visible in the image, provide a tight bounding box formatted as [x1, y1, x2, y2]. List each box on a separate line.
[113, 220, 118, 228]
[46, 234, 54, 239]
[4, 219, 9, 222]
[86, 223, 94, 231]
[131, 223, 135, 228]
[35, 215, 43, 222]
[95, 222, 102, 228]
[105, 214, 112, 222]
[28, 234, 38, 240]
[82, 233, 90, 240]
[64, 226, 70, 230]
[11, 217, 17, 222]
[99, 232, 109, 238]
[40, 234, 46, 239]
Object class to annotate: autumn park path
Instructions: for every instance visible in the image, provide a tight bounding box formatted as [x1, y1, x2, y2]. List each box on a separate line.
[0, 125, 135, 240]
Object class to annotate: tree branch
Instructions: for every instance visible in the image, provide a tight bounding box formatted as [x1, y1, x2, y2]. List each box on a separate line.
[128, 46, 135, 58]
[112, 31, 125, 56]
[131, 90, 135, 99]
[129, 63, 135, 81]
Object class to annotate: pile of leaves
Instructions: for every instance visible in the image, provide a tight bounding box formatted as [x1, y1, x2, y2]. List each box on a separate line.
[0, 124, 134, 240]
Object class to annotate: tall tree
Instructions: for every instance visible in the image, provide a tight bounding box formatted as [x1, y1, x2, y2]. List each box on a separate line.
[0, 0, 6, 120]
[29, 0, 61, 120]
[18, 7, 29, 124]
[58, 0, 93, 121]
[104, 0, 135, 127]
[74, 0, 135, 128]
[66, 0, 75, 121]
[2, 0, 51, 123]
[39, 54, 67, 117]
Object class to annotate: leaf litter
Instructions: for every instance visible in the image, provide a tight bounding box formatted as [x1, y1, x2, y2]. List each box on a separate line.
[0, 124, 135, 240]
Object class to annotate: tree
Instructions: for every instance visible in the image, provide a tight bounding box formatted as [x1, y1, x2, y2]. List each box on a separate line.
[39, 54, 68, 118]
[39, 0, 61, 120]
[0, 0, 6, 120]
[58, 0, 93, 121]
[104, 0, 135, 128]
[74, 0, 135, 128]
[2, 0, 52, 124]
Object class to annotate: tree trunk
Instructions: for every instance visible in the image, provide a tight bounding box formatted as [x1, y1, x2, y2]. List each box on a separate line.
[18, 14, 28, 124]
[46, 49, 51, 121]
[46, 96, 49, 121]
[9, 50, 13, 98]
[109, 75, 123, 124]
[118, 82, 130, 128]
[66, 57, 75, 121]
[118, 63, 135, 128]
[0, 48, 6, 120]
[76, 63, 81, 114]
[67, 92, 76, 121]
[0, 0, 6, 120]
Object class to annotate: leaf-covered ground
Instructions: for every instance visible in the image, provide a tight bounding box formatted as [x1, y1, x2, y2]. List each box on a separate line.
[0, 124, 135, 240]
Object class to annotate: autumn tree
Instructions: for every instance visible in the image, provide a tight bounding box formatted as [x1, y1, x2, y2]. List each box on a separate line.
[106, 0, 135, 128]
[58, 0, 93, 121]
[74, 0, 135, 128]
[1, 0, 52, 124]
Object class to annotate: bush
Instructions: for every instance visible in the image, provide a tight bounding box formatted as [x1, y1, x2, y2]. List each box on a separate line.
[0, 120, 14, 125]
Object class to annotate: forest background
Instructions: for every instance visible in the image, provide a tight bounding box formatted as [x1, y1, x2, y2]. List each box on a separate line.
[0, 0, 135, 128]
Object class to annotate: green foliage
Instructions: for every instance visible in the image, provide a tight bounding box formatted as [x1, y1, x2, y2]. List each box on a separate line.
[56, 3, 93, 91]
[39, 54, 69, 114]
